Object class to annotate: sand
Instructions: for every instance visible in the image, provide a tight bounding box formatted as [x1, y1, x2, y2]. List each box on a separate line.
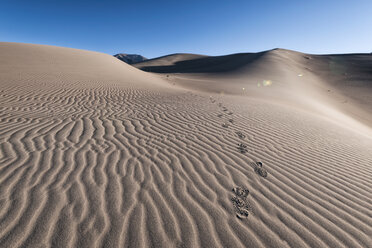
[1, 42, 372, 248]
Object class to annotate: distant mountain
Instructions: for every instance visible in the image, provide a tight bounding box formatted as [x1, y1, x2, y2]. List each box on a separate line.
[114, 53, 147, 64]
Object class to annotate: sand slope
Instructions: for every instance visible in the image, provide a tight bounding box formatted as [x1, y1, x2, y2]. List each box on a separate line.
[137, 49, 372, 136]
[0, 42, 372, 248]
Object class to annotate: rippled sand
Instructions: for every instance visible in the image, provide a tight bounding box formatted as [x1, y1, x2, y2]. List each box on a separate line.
[0, 42, 371, 248]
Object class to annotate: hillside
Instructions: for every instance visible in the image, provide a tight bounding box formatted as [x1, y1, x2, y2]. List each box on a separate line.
[0, 42, 371, 248]
[114, 53, 147, 64]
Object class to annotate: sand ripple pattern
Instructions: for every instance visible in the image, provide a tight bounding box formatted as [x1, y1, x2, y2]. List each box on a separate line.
[1, 87, 372, 248]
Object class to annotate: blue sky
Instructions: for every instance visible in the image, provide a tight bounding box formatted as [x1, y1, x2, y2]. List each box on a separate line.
[1, 0, 371, 58]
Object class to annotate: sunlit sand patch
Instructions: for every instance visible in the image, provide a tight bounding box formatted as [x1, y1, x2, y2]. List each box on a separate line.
[262, 80, 272, 87]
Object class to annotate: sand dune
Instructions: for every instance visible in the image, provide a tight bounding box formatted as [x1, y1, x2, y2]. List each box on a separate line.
[134, 53, 208, 70]
[136, 49, 372, 136]
[0, 42, 372, 248]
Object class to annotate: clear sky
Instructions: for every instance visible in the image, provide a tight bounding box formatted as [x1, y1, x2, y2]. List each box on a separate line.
[1, 0, 371, 58]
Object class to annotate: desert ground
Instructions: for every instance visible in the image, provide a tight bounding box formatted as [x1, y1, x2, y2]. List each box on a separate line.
[0, 42, 371, 248]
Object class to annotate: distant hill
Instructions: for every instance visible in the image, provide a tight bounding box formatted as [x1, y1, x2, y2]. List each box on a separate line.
[114, 53, 147, 64]
[132, 48, 372, 128]
[133, 53, 207, 71]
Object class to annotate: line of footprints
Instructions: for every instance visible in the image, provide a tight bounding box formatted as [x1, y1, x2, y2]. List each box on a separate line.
[210, 96, 268, 219]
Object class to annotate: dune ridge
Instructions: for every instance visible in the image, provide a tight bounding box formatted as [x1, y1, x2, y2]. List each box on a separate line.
[0, 42, 372, 247]
[139, 49, 372, 136]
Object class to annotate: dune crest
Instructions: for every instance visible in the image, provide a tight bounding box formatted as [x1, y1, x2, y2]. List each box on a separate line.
[136, 49, 372, 137]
